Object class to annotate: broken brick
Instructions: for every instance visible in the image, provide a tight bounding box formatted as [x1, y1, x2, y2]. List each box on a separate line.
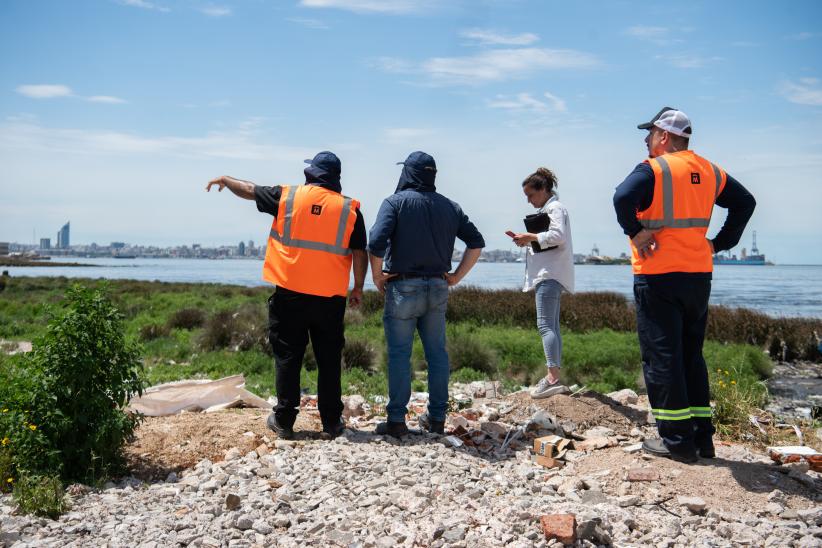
[540, 514, 577, 545]
[535, 454, 564, 469]
[627, 467, 660, 482]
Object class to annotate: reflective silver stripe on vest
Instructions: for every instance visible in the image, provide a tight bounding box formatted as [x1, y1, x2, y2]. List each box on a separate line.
[639, 156, 713, 230]
[641, 218, 711, 229]
[658, 156, 675, 226]
[269, 187, 353, 256]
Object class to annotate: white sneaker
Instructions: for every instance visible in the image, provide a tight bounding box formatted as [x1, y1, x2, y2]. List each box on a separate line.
[531, 376, 570, 399]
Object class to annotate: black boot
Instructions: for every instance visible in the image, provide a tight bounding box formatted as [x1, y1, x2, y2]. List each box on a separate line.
[642, 438, 698, 464]
[266, 412, 294, 440]
[375, 420, 409, 438]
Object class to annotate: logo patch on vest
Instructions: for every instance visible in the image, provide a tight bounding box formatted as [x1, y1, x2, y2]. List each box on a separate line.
[311, 205, 323, 215]
[691, 172, 701, 185]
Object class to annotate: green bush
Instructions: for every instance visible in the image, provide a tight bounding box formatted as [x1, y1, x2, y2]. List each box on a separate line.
[199, 305, 268, 353]
[343, 338, 377, 371]
[167, 308, 206, 330]
[139, 322, 169, 341]
[12, 474, 69, 519]
[0, 284, 145, 484]
[446, 329, 499, 375]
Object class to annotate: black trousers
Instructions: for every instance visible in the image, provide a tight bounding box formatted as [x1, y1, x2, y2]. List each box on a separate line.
[267, 287, 346, 429]
[634, 275, 715, 454]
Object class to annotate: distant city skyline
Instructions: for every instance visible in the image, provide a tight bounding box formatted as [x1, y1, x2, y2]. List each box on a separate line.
[1, 1, 821, 264]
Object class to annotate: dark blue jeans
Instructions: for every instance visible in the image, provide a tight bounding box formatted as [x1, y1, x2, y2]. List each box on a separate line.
[634, 275, 715, 454]
[383, 277, 450, 423]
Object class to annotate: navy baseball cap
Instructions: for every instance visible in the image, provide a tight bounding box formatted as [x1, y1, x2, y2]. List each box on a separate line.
[396, 150, 437, 172]
[304, 151, 341, 178]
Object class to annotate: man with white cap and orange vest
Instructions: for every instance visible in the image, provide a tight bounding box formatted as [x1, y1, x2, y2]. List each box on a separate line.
[206, 151, 368, 440]
[613, 108, 756, 463]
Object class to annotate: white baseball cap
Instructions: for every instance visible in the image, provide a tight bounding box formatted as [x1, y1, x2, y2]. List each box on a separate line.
[638, 107, 692, 138]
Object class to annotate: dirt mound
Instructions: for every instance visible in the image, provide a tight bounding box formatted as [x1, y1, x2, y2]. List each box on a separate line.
[502, 390, 649, 436]
[124, 409, 323, 480]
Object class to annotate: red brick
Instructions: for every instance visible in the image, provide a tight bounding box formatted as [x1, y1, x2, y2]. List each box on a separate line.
[540, 514, 577, 545]
[627, 467, 660, 482]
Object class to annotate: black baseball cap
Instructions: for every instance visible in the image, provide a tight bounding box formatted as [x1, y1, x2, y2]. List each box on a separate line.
[637, 107, 675, 130]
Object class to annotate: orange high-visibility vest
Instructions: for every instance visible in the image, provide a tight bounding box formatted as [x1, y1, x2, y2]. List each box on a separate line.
[263, 185, 359, 297]
[631, 151, 727, 275]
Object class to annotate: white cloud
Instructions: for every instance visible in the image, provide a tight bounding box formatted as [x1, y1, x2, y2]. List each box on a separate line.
[655, 54, 721, 69]
[487, 92, 566, 113]
[460, 28, 539, 46]
[779, 78, 822, 106]
[0, 118, 310, 161]
[542, 92, 566, 112]
[419, 48, 599, 85]
[384, 128, 435, 142]
[374, 48, 599, 86]
[299, 0, 427, 14]
[118, 0, 170, 12]
[16, 84, 73, 99]
[200, 5, 231, 17]
[625, 25, 668, 40]
[87, 95, 128, 104]
[787, 31, 821, 40]
[287, 17, 330, 29]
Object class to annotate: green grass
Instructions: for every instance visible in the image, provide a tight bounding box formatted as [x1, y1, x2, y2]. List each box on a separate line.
[0, 277, 776, 404]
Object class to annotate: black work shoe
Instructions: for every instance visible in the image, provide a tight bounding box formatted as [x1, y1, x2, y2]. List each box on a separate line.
[321, 419, 346, 439]
[266, 412, 294, 440]
[418, 412, 445, 435]
[642, 438, 698, 464]
[374, 420, 409, 438]
[697, 443, 716, 459]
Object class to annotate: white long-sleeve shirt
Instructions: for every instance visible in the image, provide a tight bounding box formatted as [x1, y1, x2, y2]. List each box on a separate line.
[523, 194, 575, 293]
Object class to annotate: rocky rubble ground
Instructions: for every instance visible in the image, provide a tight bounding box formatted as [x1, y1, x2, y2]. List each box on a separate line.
[2, 384, 821, 547]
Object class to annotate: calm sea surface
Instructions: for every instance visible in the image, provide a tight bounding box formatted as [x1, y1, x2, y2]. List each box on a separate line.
[4, 258, 821, 319]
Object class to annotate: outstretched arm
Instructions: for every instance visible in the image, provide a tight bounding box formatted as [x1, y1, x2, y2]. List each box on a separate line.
[205, 176, 256, 200]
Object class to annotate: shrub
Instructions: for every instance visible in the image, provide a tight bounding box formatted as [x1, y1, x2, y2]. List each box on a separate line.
[139, 323, 169, 341]
[199, 305, 268, 353]
[446, 329, 498, 376]
[0, 447, 14, 494]
[167, 308, 206, 330]
[12, 474, 69, 519]
[343, 339, 376, 371]
[0, 284, 145, 484]
[450, 367, 489, 384]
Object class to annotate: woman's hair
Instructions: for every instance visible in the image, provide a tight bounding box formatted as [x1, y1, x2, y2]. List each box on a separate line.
[522, 167, 558, 193]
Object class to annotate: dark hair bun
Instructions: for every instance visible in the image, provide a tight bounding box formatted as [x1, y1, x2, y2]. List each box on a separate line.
[522, 167, 558, 192]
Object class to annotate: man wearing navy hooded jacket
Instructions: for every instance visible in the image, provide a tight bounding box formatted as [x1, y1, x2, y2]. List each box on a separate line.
[368, 151, 485, 437]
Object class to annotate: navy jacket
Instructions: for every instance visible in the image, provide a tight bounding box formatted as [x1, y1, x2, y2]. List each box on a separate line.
[368, 162, 485, 275]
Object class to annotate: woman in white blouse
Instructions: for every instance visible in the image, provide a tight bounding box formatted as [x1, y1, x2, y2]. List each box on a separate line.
[510, 167, 575, 399]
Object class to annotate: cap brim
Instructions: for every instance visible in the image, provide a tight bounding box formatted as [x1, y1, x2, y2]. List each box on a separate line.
[637, 122, 654, 130]
[304, 159, 313, 164]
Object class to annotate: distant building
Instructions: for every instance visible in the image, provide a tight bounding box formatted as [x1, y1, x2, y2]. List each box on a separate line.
[238, 241, 246, 256]
[40, 238, 51, 250]
[57, 222, 70, 249]
[111, 242, 126, 249]
[0, 242, 8, 256]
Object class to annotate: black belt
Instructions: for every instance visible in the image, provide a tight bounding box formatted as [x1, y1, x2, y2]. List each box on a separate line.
[386, 273, 446, 282]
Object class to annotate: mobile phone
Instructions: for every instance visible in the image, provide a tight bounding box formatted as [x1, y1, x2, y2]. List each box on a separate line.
[505, 230, 516, 238]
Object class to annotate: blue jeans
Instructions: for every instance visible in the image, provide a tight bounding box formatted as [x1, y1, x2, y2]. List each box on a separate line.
[383, 277, 450, 423]
[535, 279, 563, 368]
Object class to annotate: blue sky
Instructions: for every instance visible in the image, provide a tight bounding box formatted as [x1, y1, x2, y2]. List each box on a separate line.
[1, 0, 821, 263]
